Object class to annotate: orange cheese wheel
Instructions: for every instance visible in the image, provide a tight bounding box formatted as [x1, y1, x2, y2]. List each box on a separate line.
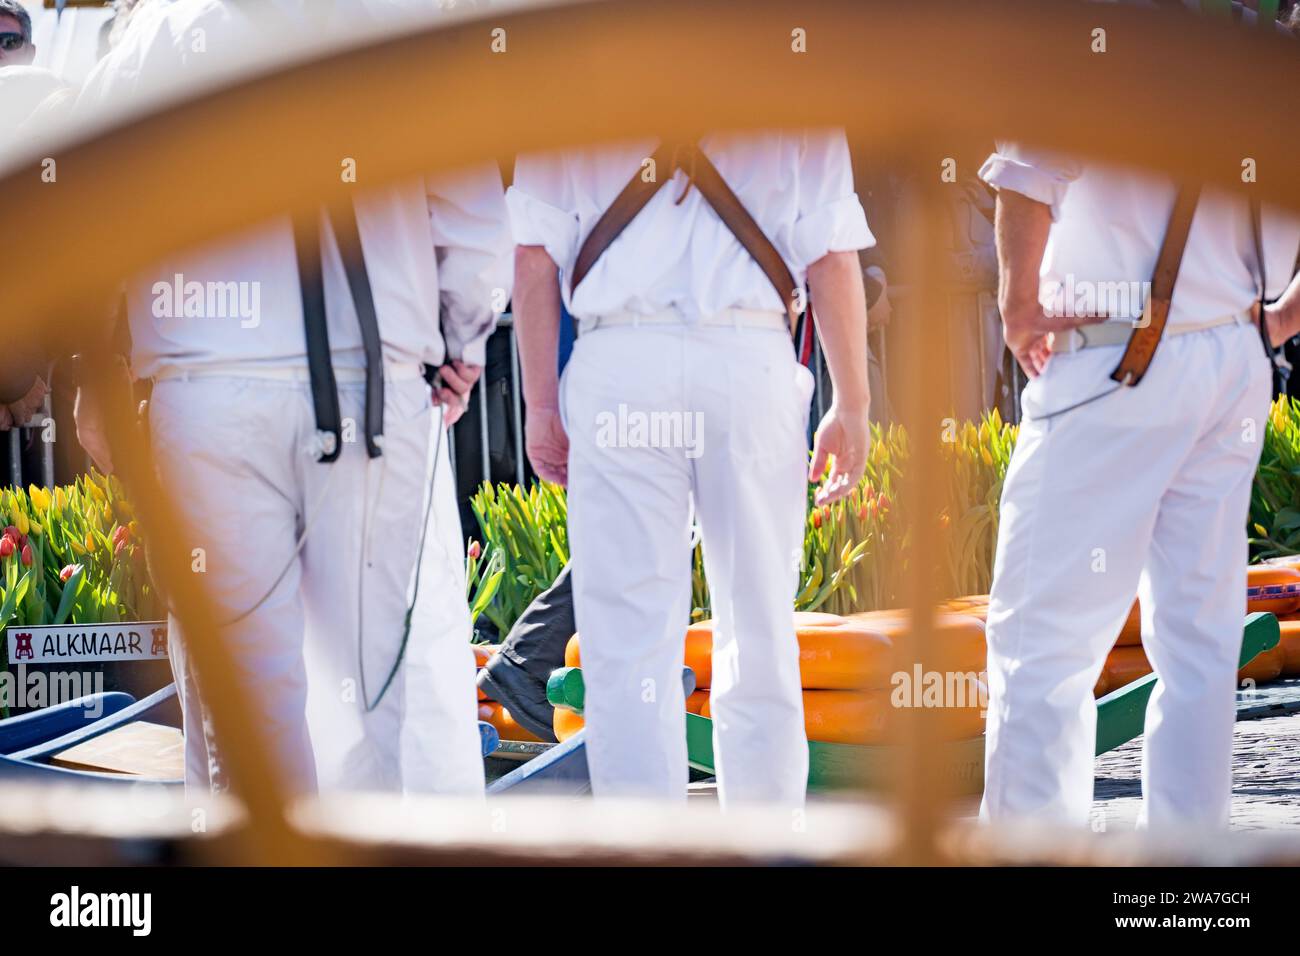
[704, 687, 984, 745]
[939, 594, 990, 624]
[1247, 564, 1300, 616]
[553, 707, 584, 742]
[565, 612, 891, 691]
[1239, 644, 1285, 685]
[479, 701, 543, 743]
[849, 610, 988, 678]
[1105, 646, 1152, 691]
[1114, 600, 1142, 647]
[565, 626, 713, 686]
[1280, 620, 1300, 676]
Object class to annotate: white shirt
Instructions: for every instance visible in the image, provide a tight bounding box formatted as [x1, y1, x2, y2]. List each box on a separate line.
[75, 0, 513, 378]
[981, 144, 1300, 326]
[507, 130, 874, 322]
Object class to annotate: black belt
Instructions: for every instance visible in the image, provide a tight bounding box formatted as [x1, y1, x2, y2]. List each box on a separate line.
[293, 202, 385, 461]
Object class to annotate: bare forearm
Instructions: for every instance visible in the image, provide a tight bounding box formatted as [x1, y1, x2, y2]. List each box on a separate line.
[1274, 271, 1300, 340]
[995, 190, 1052, 318]
[513, 245, 563, 409]
[807, 250, 870, 409]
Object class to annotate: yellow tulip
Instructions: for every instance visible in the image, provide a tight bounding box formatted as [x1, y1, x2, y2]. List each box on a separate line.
[85, 531, 96, 553]
[15, 512, 29, 536]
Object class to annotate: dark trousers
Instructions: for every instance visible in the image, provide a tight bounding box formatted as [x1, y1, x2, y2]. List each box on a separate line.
[499, 563, 575, 680]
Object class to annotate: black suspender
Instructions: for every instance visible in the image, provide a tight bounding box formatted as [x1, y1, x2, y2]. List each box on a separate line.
[292, 203, 386, 462]
[328, 205, 385, 459]
[293, 212, 343, 462]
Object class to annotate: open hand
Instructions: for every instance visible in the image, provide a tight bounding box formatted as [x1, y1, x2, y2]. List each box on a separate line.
[809, 399, 870, 505]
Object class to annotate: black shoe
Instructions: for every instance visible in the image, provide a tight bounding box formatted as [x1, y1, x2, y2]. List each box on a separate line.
[477, 653, 558, 743]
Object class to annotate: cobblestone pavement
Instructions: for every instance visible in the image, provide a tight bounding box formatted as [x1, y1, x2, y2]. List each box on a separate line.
[1093, 710, 1300, 831]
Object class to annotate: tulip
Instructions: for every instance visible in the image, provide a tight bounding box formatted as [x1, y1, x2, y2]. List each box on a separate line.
[811, 509, 822, 529]
[115, 538, 127, 557]
[20, 543, 33, 567]
[112, 525, 130, 549]
[14, 512, 28, 537]
[85, 532, 96, 553]
[59, 563, 82, 582]
[0, 537, 13, 559]
[467, 540, 482, 560]
[3, 525, 17, 542]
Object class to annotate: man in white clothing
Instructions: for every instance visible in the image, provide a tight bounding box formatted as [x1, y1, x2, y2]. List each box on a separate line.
[509, 131, 873, 807]
[73, 0, 513, 795]
[981, 142, 1300, 829]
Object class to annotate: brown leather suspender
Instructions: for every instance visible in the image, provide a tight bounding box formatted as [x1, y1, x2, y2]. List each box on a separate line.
[1110, 183, 1202, 386]
[570, 141, 802, 336]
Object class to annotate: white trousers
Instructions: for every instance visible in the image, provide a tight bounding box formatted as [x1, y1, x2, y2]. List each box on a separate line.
[563, 322, 813, 808]
[149, 375, 484, 797]
[981, 322, 1270, 830]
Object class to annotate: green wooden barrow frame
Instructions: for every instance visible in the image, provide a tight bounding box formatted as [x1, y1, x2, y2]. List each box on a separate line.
[545, 612, 1280, 794]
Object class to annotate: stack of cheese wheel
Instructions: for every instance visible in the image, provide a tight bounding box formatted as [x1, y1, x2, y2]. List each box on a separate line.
[557, 618, 717, 742]
[1260, 558, 1300, 678]
[941, 594, 1143, 696]
[1248, 562, 1300, 616]
[1236, 564, 1296, 683]
[473, 643, 546, 743]
[563, 611, 988, 745]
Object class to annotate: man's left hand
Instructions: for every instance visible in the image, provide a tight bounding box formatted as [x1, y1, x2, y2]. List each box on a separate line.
[434, 359, 482, 427]
[809, 398, 870, 505]
[1259, 300, 1296, 349]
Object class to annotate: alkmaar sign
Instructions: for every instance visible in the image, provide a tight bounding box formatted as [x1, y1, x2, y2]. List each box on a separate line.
[6, 622, 168, 664]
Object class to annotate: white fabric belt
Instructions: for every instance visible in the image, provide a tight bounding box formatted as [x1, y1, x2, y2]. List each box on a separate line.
[1049, 310, 1254, 354]
[578, 308, 788, 335]
[152, 361, 426, 384]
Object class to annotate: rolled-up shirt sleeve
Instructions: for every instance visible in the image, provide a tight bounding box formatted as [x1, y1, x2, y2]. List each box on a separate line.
[980, 143, 1083, 222]
[791, 129, 875, 269]
[506, 152, 581, 275]
[428, 164, 514, 367]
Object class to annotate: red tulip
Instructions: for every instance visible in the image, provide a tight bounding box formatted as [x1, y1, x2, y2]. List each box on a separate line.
[59, 563, 82, 582]
[20, 543, 33, 567]
[114, 538, 127, 556]
[467, 540, 482, 560]
[877, 494, 892, 514]
[0, 537, 13, 559]
[811, 510, 822, 529]
[112, 525, 130, 549]
[2, 525, 17, 542]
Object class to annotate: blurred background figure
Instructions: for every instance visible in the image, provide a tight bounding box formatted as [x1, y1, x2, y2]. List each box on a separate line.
[0, 61, 68, 487]
[0, 0, 35, 66]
